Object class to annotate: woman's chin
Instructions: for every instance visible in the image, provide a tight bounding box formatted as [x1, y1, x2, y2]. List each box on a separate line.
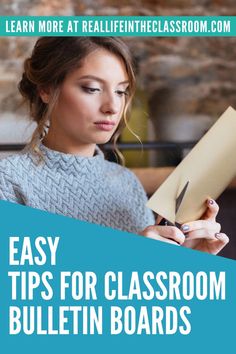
[94, 134, 113, 145]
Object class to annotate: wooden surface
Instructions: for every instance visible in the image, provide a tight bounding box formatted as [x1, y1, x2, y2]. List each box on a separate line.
[131, 167, 236, 195]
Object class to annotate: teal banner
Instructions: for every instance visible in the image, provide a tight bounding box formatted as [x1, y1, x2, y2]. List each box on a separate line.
[0, 16, 234, 36]
[0, 200, 235, 353]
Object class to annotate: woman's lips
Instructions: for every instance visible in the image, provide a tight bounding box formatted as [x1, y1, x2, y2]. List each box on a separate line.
[94, 121, 116, 132]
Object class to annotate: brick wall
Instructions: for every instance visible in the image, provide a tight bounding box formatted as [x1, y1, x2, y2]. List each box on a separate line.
[1, 2, 236, 143]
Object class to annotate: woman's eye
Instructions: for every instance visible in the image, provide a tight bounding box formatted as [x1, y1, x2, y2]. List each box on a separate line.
[81, 86, 100, 94]
[116, 90, 129, 97]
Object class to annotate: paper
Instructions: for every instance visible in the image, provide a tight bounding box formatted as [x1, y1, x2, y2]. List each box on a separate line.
[146, 106, 236, 225]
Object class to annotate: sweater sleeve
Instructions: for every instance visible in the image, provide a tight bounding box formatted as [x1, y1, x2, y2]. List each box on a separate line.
[127, 169, 155, 231]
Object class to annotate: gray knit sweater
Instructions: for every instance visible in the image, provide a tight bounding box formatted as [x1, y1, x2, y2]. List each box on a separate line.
[0, 143, 155, 233]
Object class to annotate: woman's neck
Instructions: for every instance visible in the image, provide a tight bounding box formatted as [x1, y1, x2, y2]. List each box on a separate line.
[42, 134, 96, 157]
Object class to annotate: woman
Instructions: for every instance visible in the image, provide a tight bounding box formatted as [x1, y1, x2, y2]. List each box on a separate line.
[0, 37, 229, 254]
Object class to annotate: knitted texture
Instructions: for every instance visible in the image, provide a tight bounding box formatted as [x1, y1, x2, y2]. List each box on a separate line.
[0, 144, 155, 233]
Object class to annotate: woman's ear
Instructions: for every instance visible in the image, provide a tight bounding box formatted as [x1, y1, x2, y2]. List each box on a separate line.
[38, 87, 51, 104]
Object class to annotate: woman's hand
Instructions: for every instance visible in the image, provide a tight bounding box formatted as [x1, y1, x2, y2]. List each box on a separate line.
[139, 223, 186, 246]
[140, 198, 229, 255]
[181, 198, 229, 254]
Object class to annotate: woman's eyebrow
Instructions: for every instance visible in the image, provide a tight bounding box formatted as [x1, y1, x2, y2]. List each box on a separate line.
[78, 75, 129, 85]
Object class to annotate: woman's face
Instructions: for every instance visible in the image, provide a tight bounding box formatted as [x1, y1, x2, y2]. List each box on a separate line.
[45, 48, 130, 155]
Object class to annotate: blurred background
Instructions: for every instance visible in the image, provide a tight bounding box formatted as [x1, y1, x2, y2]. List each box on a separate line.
[0, 0, 236, 258]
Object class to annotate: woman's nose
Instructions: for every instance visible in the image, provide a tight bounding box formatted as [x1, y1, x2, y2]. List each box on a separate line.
[100, 93, 120, 115]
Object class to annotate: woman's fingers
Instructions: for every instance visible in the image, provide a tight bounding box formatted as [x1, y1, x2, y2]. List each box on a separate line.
[185, 228, 221, 240]
[180, 219, 221, 240]
[201, 198, 220, 221]
[194, 233, 229, 255]
[140, 223, 229, 255]
[214, 233, 230, 248]
[141, 225, 186, 245]
[146, 233, 180, 246]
